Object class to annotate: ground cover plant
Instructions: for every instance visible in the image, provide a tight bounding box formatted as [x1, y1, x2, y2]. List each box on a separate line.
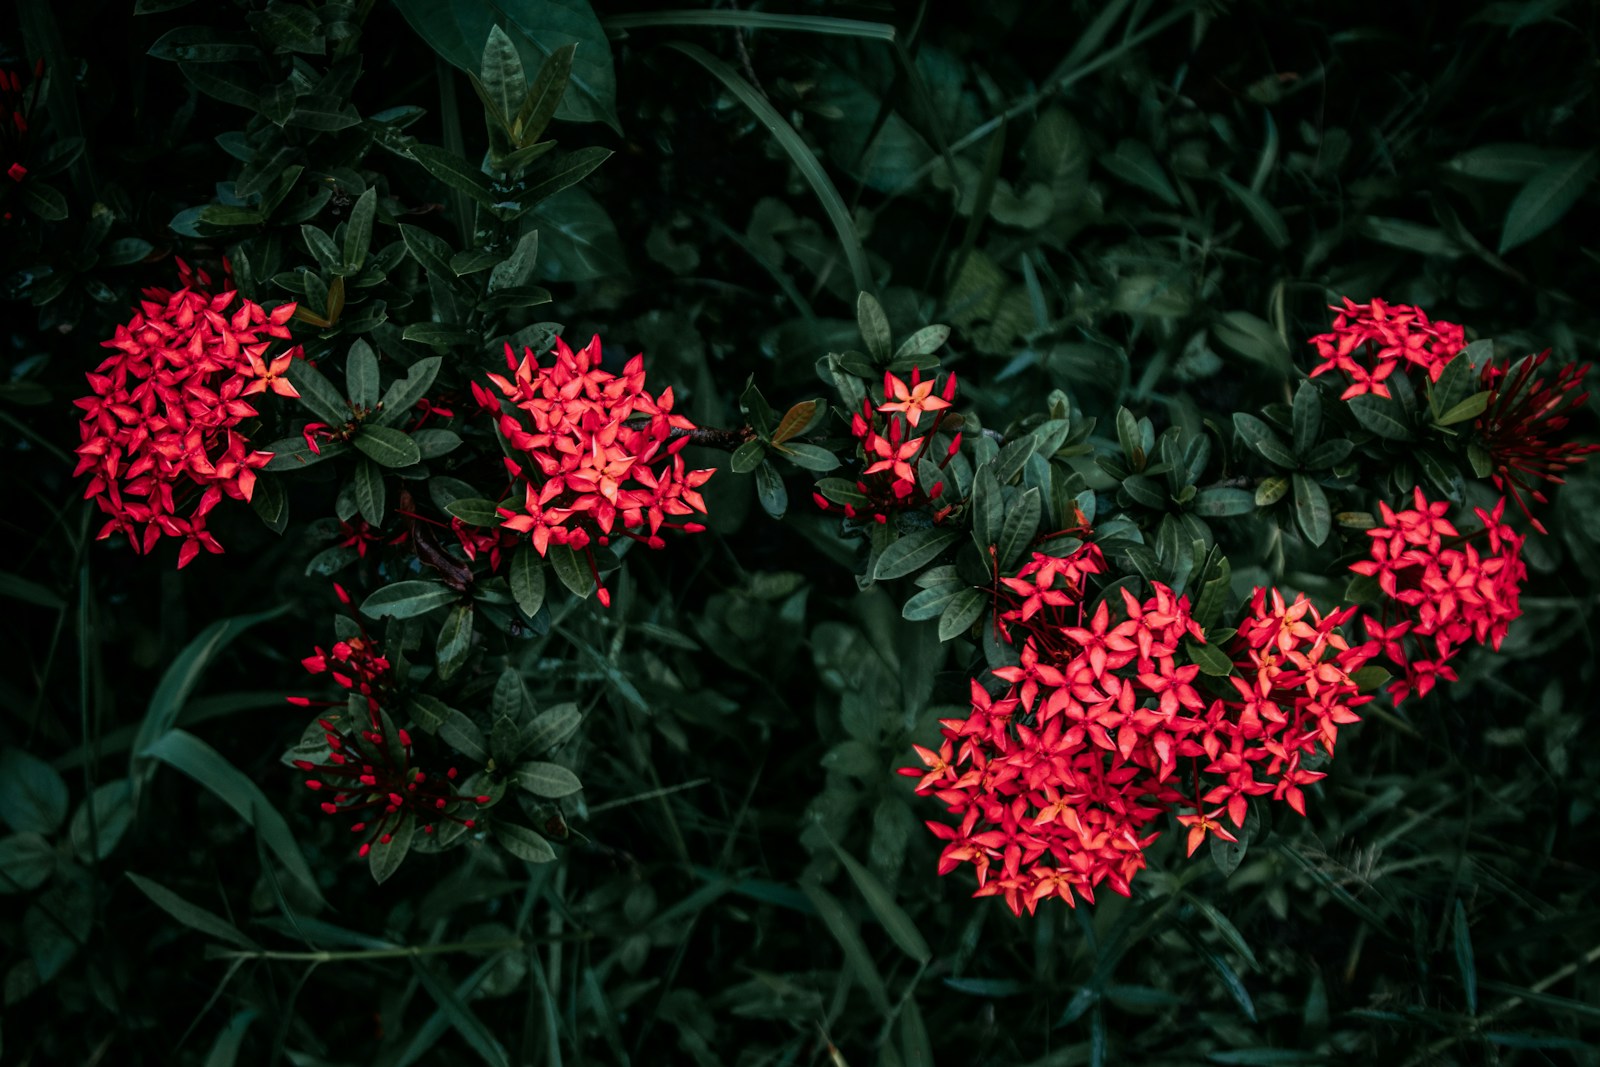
[3, 0, 1600, 1064]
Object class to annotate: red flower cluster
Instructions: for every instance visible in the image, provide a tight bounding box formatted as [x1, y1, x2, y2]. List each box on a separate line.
[1476, 350, 1598, 534]
[905, 536, 1379, 913]
[815, 369, 959, 522]
[473, 335, 713, 605]
[2, 60, 42, 197]
[905, 570, 1213, 914]
[293, 635, 394, 714]
[1308, 297, 1467, 400]
[1352, 489, 1526, 703]
[295, 718, 489, 856]
[1185, 589, 1374, 851]
[73, 262, 301, 567]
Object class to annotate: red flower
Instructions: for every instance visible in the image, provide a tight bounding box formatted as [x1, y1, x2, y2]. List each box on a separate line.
[816, 369, 959, 523]
[1307, 297, 1466, 400]
[481, 335, 714, 605]
[1350, 490, 1526, 702]
[1475, 350, 1598, 534]
[71, 264, 302, 566]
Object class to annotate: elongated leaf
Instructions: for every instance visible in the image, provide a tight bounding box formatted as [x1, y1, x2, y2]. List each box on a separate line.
[521, 146, 612, 208]
[1233, 413, 1296, 469]
[354, 425, 422, 467]
[368, 816, 415, 885]
[69, 779, 135, 861]
[400, 223, 456, 279]
[996, 487, 1041, 569]
[509, 547, 546, 617]
[515, 762, 582, 798]
[939, 587, 986, 641]
[875, 528, 960, 581]
[525, 703, 581, 755]
[799, 878, 890, 1014]
[391, 0, 618, 131]
[131, 606, 289, 786]
[826, 837, 931, 963]
[409, 144, 496, 207]
[1292, 474, 1330, 546]
[285, 360, 352, 423]
[353, 458, 386, 526]
[125, 872, 260, 950]
[1193, 488, 1255, 517]
[343, 187, 377, 273]
[1499, 149, 1599, 253]
[514, 43, 576, 146]
[362, 581, 459, 619]
[139, 731, 323, 905]
[345, 340, 380, 410]
[1454, 900, 1477, 1015]
[1101, 139, 1178, 205]
[1291, 381, 1321, 455]
[375, 356, 443, 427]
[548, 544, 593, 598]
[1348, 395, 1412, 440]
[495, 823, 557, 864]
[435, 603, 474, 681]
[666, 42, 872, 295]
[410, 958, 512, 1067]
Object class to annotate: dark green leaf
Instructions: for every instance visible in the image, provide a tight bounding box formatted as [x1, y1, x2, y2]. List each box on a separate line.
[375, 356, 443, 427]
[1454, 900, 1477, 1015]
[875, 528, 960, 581]
[445, 497, 503, 528]
[435, 603, 474, 681]
[125, 873, 259, 950]
[1193, 488, 1255, 517]
[524, 703, 581, 755]
[345, 340, 380, 409]
[69, 779, 135, 862]
[353, 425, 422, 467]
[367, 816, 414, 884]
[148, 26, 259, 63]
[730, 439, 767, 474]
[1500, 149, 1599, 253]
[548, 544, 593, 598]
[1291, 381, 1321, 455]
[1292, 475, 1331, 546]
[509, 547, 546, 618]
[1233, 413, 1296, 468]
[19, 182, 68, 221]
[1101, 139, 1178, 205]
[343, 187, 377, 273]
[0, 749, 68, 835]
[353, 458, 386, 526]
[799, 878, 891, 1015]
[495, 823, 557, 864]
[520, 146, 613, 208]
[754, 460, 788, 519]
[825, 837, 931, 963]
[361, 581, 458, 619]
[938, 588, 986, 641]
[409, 958, 513, 1067]
[409, 144, 496, 207]
[774, 441, 839, 472]
[1437, 391, 1490, 426]
[1348, 395, 1412, 440]
[515, 762, 582, 798]
[0, 833, 55, 893]
[1186, 638, 1234, 677]
[285, 359, 351, 423]
[400, 223, 456, 279]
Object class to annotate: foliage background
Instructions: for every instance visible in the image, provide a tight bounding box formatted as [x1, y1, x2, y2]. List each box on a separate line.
[3, 0, 1599, 1064]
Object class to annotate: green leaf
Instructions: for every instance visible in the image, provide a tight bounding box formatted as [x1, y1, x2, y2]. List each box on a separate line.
[875, 528, 960, 581]
[345, 340, 380, 410]
[444, 497, 503, 528]
[1213, 313, 1290, 375]
[531, 187, 627, 281]
[1447, 142, 1565, 183]
[754, 459, 788, 519]
[353, 458, 386, 527]
[1101, 139, 1178, 205]
[1437, 391, 1490, 426]
[1499, 149, 1599, 253]
[362, 581, 458, 619]
[69, 779, 134, 862]
[857, 291, 892, 361]
[148, 26, 259, 63]
[368, 816, 415, 885]
[488, 230, 539, 291]
[938, 588, 986, 641]
[1454, 900, 1477, 1015]
[1233, 413, 1296, 469]
[250, 473, 288, 534]
[825, 837, 931, 964]
[509, 547, 546, 618]
[971, 463, 1004, 547]
[354, 425, 422, 468]
[19, 181, 68, 221]
[1219, 174, 1290, 249]
[391, 0, 618, 131]
[513, 43, 576, 146]
[1186, 638, 1234, 677]
[773, 441, 838, 472]
[1291, 381, 1321, 455]
[1193, 488, 1255, 517]
[495, 823, 557, 864]
[0, 750, 67, 836]
[131, 606, 289, 786]
[0, 832, 54, 893]
[515, 762, 582, 798]
[440, 709, 489, 763]
[730, 439, 767, 474]
[400, 222, 457, 279]
[301, 224, 341, 272]
[375, 356, 443, 427]
[343, 187, 377, 273]
[996, 487, 1041, 569]
[435, 603, 475, 681]
[285, 359, 352, 423]
[799, 878, 891, 1015]
[520, 146, 613, 208]
[892, 325, 951, 362]
[666, 42, 872, 296]
[1300, 439, 1353, 469]
[1292, 475, 1331, 546]
[548, 544, 593, 598]
[409, 959, 513, 1067]
[409, 144, 496, 207]
[477, 25, 526, 134]
[524, 703, 581, 755]
[125, 872, 259, 950]
[139, 731, 323, 905]
[1347, 394, 1412, 440]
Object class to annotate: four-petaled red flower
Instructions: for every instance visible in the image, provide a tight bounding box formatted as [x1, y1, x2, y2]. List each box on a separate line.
[1307, 297, 1467, 400]
[815, 369, 959, 523]
[72, 262, 302, 566]
[478, 335, 714, 606]
[1350, 490, 1526, 702]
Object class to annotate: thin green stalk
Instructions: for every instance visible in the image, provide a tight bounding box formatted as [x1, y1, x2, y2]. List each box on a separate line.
[605, 11, 894, 40]
[214, 934, 590, 963]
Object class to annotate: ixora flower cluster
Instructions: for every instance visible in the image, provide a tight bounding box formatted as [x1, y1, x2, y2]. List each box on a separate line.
[1307, 297, 1467, 400]
[288, 633, 489, 856]
[896, 298, 1595, 915]
[904, 557, 1375, 915]
[814, 368, 960, 522]
[473, 335, 715, 606]
[73, 261, 300, 566]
